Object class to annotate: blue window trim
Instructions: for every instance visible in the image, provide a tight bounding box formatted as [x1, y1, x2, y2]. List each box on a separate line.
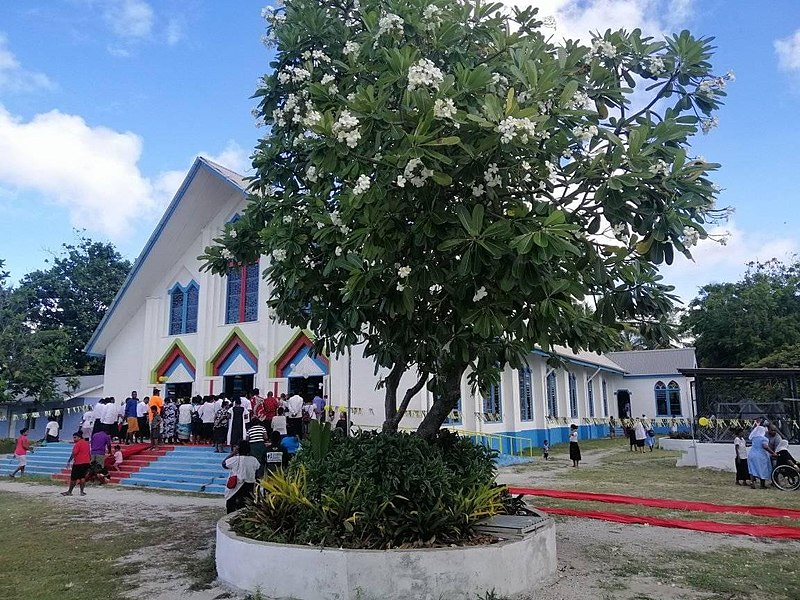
[655, 380, 682, 417]
[444, 397, 463, 425]
[519, 367, 534, 421]
[601, 378, 609, 417]
[482, 384, 502, 421]
[587, 379, 595, 417]
[168, 280, 199, 335]
[568, 372, 578, 418]
[546, 371, 558, 418]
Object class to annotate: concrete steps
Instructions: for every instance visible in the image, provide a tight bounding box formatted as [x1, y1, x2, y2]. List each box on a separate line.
[4, 442, 231, 495]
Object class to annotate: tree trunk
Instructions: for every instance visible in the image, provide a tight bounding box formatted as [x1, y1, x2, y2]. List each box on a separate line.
[416, 367, 463, 441]
[384, 374, 428, 432]
[381, 363, 404, 433]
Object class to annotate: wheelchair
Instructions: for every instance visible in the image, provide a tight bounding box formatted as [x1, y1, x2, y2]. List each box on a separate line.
[771, 463, 800, 491]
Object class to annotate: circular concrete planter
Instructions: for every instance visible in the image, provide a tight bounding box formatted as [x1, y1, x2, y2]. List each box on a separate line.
[216, 515, 557, 600]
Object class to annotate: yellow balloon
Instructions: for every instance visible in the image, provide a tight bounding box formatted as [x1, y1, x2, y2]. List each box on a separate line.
[698, 417, 709, 427]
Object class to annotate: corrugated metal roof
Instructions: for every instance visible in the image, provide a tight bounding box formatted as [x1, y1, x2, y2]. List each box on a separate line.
[534, 346, 627, 373]
[606, 348, 697, 375]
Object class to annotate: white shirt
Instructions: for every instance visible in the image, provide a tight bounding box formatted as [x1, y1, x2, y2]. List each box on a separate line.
[100, 403, 118, 425]
[287, 394, 304, 418]
[271, 415, 287, 435]
[199, 402, 216, 423]
[223, 455, 261, 500]
[81, 411, 95, 428]
[213, 398, 223, 413]
[240, 397, 252, 413]
[45, 421, 59, 437]
[178, 403, 193, 425]
[734, 436, 748, 460]
[136, 401, 148, 418]
[634, 421, 646, 440]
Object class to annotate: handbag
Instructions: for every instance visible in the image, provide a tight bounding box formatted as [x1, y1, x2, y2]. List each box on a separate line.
[226, 457, 240, 489]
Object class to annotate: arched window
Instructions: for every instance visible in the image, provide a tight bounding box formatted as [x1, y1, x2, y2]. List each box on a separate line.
[519, 367, 533, 421]
[546, 371, 558, 418]
[587, 379, 595, 417]
[568, 373, 578, 418]
[655, 381, 682, 416]
[168, 281, 199, 335]
[225, 262, 259, 324]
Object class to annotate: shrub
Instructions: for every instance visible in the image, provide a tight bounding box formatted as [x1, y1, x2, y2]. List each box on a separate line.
[231, 430, 504, 548]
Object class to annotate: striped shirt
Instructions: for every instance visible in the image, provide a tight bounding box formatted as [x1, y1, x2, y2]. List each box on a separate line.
[247, 425, 267, 444]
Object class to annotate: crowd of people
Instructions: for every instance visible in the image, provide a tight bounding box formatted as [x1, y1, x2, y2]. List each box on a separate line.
[49, 388, 348, 503]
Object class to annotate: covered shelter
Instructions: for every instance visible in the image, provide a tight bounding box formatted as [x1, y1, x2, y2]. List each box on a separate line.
[678, 368, 800, 443]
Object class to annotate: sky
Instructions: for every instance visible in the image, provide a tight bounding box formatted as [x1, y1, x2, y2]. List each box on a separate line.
[0, 0, 799, 306]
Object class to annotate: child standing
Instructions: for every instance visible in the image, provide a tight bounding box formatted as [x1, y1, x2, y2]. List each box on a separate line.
[569, 424, 581, 467]
[542, 439, 550, 461]
[112, 445, 123, 472]
[148, 405, 162, 450]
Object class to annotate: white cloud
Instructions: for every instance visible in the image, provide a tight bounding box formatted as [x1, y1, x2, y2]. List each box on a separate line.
[104, 0, 154, 39]
[0, 33, 55, 93]
[511, 0, 694, 42]
[661, 221, 798, 304]
[203, 141, 252, 175]
[165, 18, 184, 46]
[775, 30, 800, 72]
[0, 105, 250, 239]
[0, 105, 158, 237]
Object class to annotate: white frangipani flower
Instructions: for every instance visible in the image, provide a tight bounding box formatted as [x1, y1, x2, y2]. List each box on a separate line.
[473, 287, 488, 302]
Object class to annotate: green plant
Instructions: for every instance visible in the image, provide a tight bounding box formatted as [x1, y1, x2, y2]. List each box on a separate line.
[308, 419, 332, 461]
[231, 430, 504, 548]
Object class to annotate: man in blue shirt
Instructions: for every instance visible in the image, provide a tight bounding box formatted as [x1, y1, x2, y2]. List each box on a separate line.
[124, 391, 140, 444]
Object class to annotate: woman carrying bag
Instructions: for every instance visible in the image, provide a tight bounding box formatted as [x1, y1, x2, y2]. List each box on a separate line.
[222, 440, 260, 514]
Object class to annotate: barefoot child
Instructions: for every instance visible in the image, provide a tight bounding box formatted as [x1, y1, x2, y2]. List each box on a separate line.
[112, 445, 123, 472]
[542, 439, 550, 461]
[8, 427, 33, 478]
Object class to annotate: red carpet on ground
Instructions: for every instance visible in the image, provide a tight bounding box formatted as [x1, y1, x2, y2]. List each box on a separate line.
[537, 506, 800, 540]
[508, 486, 800, 519]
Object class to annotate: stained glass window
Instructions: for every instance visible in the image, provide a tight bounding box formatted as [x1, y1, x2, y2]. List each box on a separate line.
[226, 263, 259, 324]
[169, 287, 184, 335]
[482, 384, 502, 421]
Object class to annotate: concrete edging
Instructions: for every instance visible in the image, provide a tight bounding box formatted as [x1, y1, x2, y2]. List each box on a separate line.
[216, 513, 557, 600]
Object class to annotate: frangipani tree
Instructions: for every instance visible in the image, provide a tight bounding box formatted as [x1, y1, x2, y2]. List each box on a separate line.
[201, 0, 730, 438]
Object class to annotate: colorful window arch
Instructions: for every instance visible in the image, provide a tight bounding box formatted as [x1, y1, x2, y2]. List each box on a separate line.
[168, 281, 199, 335]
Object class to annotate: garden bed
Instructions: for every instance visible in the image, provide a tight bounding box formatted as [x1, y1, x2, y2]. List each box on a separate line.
[216, 512, 557, 600]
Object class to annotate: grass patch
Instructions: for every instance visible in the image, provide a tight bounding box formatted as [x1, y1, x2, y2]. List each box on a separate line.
[0, 438, 15, 454]
[558, 446, 800, 511]
[610, 546, 800, 599]
[0, 491, 151, 600]
[186, 551, 218, 590]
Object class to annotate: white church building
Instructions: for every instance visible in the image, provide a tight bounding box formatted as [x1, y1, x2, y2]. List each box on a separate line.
[86, 158, 696, 450]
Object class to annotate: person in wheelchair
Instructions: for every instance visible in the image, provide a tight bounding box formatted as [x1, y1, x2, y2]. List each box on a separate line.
[774, 437, 798, 471]
[768, 427, 798, 471]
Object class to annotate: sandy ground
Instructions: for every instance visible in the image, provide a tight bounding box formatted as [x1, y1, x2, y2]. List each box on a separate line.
[3, 447, 800, 600]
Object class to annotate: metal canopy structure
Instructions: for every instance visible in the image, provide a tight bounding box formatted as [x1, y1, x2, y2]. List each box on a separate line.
[678, 368, 800, 443]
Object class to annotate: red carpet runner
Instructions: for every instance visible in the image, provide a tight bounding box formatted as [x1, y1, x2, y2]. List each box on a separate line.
[508, 487, 800, 519]
[508, 487, 800, 540]
[539, 507, 800, 540]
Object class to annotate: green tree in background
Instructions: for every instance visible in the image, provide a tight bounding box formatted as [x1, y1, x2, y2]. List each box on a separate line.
[0, 259, 72, 402]
[683, 259, 800, 368]
[13, 235, 131, 376]
[203, 0, 728, 437]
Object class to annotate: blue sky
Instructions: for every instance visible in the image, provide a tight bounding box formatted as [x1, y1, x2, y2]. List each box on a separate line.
[1, 0, 799, 305]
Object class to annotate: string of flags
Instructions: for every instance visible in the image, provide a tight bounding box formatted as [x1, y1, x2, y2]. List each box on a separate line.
[0, 405, 87, 422]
